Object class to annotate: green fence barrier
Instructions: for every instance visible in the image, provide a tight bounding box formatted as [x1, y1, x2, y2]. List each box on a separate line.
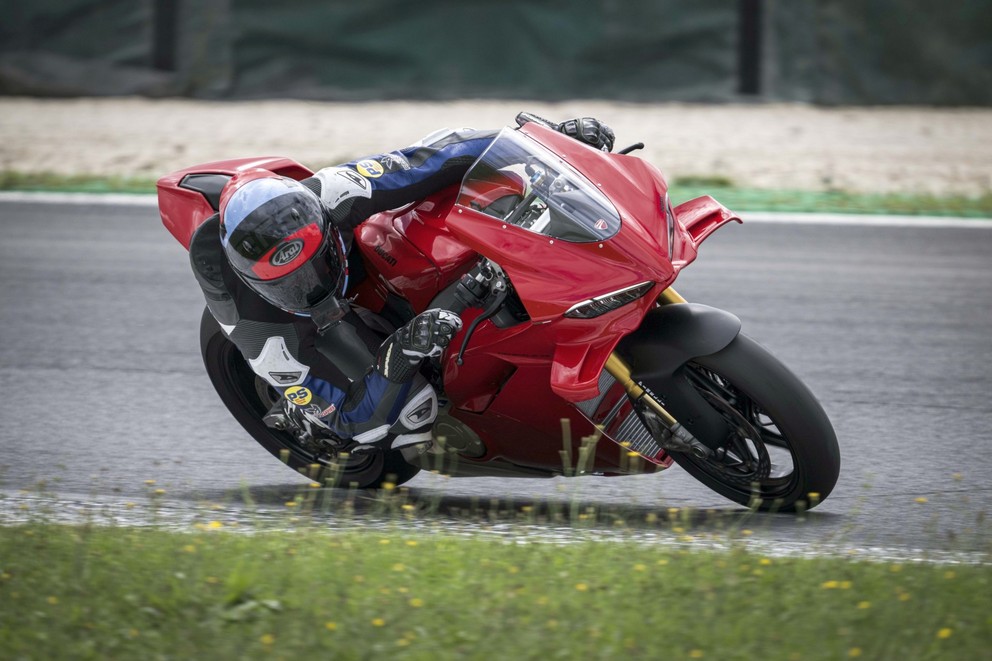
[1, 0, 989, 104]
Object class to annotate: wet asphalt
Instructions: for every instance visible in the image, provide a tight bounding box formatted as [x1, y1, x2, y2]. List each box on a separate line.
[1, 198, 990, 554]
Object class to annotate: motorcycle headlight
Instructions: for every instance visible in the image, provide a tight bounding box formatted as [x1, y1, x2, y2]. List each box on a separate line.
[564, 281, 655, 319]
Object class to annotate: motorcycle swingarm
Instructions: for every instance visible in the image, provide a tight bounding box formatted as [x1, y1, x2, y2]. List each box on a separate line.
[615, 303, 742, 452]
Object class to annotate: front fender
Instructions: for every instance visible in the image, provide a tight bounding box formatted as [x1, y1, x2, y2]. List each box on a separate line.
[616, 303, 742, 452]
[618, 303, 741, 380]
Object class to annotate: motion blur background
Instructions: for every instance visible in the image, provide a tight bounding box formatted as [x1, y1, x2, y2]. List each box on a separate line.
[2, 0, 990, 105]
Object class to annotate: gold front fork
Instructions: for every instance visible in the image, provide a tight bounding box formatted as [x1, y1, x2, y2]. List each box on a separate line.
[656, 287, 687, 306]
[603, 287, 711, 458]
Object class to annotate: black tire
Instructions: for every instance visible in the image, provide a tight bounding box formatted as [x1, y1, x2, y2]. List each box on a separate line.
[198, 308, 420, 489]
[666, 334, 839, 511]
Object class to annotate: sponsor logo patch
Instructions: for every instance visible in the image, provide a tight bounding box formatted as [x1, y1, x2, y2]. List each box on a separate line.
[356, 159, 384, 179]
[284, 386, 313, 406]
[406, 400, 434, 426]
[268, 371, 302, 385]
[270, 239, 305, 267]
[319, 404, 337, 417]
[337, 169, 369, 189]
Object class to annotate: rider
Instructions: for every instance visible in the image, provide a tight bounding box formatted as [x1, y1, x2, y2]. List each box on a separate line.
[188, 115, 615, 453]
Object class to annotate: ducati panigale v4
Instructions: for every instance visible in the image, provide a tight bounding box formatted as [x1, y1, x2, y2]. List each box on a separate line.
[158, 114, 840, 511]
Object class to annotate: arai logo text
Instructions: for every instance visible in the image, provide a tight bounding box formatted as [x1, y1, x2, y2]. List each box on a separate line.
[270, 239, 304, 266]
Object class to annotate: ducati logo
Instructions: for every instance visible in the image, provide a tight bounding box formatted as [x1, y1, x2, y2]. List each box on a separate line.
[271, 239, 304, 267]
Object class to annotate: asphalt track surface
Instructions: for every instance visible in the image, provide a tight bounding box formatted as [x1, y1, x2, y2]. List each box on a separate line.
[1, 196, 990, 555]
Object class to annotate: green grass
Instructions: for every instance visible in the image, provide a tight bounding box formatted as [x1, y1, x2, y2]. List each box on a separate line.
[1, 519, 989, 660]
[668, 181, 992, 218]
[3, 170, 991, 217]
[0, 171, 158, 195]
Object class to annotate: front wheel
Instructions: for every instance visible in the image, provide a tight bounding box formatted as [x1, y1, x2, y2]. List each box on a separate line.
[666, 334, 840, 511]
[199, 308, 420, 489]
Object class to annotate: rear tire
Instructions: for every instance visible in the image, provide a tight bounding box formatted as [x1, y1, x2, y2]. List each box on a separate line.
[199, 308, 420, 489]
[666, 334, 839, 511]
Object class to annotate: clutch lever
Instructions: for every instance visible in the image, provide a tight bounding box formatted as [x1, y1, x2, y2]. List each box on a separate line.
[455, 278, 508, 366]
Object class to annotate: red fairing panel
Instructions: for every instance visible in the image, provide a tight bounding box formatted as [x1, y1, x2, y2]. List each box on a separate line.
[672, 195, 742, 267]
[157, 156, 313, 250]
[354, 189, 479, 312]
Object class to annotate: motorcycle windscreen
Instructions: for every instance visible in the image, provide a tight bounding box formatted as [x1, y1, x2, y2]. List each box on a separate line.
[457, 128, 621, 243]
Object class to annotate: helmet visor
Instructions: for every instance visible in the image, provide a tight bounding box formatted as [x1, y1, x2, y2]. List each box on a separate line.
[242, 239, 346, 314]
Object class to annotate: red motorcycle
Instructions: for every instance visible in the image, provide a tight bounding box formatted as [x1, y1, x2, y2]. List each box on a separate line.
[158, 115, 839, 511]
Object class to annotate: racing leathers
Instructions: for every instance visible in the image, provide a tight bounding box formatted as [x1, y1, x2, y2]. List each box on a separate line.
[188, 118, 614, 451]
[190, 127, 498, 450]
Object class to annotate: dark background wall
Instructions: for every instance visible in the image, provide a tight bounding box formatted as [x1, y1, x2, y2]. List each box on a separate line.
[1, 0, 989, 105]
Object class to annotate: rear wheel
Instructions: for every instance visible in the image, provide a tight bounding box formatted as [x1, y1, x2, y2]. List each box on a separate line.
[199, 308, 420, 489]
[666, 334, 839, 511]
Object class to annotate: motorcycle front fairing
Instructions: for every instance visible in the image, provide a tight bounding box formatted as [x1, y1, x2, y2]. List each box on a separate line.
[443, 126, 737, 404]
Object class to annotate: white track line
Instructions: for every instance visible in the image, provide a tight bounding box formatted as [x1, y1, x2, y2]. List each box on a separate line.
[1, 191, 990, 228]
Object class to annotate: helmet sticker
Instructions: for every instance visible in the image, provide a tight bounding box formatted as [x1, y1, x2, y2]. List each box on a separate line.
[285, 386, 313, 406]
[356, 159, 384, 179]
[270, 239, 305, 266]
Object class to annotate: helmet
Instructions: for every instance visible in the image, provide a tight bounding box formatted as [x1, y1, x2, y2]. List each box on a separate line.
[218, 171, 347, 315]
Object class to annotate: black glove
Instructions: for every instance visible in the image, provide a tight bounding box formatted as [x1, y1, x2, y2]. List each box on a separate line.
[558, 117, 615, 152]
[375, 309, 463, 382]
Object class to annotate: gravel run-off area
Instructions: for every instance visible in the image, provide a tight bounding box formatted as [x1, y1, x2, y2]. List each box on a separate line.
[1, 97, 991, 196]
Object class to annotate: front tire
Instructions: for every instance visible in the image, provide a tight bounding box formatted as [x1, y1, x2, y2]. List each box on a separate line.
[199, 308, 420, 489]
[666, 334, 839, 511]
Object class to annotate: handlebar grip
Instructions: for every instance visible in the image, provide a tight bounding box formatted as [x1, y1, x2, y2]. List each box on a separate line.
[515, 112, 560, 130]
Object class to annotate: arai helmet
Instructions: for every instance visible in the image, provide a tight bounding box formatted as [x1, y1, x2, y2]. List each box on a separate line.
[218, 171, 346, 315]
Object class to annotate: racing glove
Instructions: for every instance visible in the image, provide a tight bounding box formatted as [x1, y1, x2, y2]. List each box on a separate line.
[559, 117, 616, 152]
[375, 309, 463, 383]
